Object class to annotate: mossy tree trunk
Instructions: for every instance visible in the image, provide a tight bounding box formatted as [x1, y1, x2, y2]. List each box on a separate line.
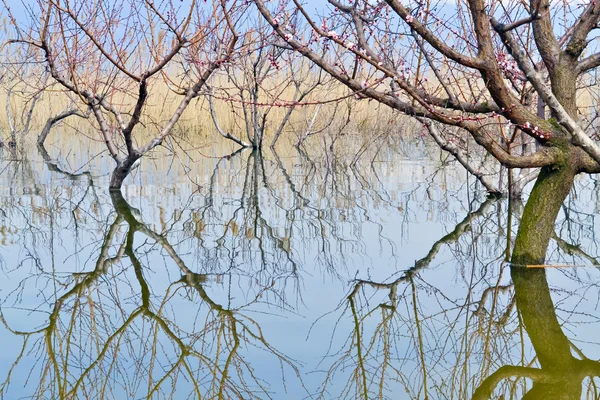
[509, 159, 580, 398]
[472, 162, 585, 399]
[511, 162, 576, 267]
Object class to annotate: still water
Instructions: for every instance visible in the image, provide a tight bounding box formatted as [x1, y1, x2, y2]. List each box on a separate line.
[0, 135, 600, 399]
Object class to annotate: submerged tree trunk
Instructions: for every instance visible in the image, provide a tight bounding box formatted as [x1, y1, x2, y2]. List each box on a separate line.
[109, 156, 141, 190]
[473, 159, 585, 399]
[510, 158, 576, 366]
[509, 158, 580, 398]
[511, 162, 576, 267]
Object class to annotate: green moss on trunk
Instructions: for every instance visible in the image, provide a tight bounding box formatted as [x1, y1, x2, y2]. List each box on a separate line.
[509, 153, 579, 375]
[511, 163, 576, 266]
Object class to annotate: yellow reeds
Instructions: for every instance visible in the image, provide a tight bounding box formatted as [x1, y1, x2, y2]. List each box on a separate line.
[0, 68, 415, 149]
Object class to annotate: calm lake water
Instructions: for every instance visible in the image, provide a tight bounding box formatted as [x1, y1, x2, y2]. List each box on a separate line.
[1, 134, 600, 399]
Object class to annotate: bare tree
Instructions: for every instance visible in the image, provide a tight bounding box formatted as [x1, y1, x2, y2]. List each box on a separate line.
[207, 16, 328, 150]
[4, 0, 242, 189]
[252, 0, 600, 266]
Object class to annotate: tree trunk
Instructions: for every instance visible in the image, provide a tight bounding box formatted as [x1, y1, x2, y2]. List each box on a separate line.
[510, 161, 576, 362]
[511, 162, 576, 267]
[109, 156, 140, 190]
[475, 169, 584, 397]
[508, 157, 580, 398]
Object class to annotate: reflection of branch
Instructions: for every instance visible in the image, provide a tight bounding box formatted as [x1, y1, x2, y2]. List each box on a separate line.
[473, 266, 600, 399]
[200, 150, 301, 283]
[121, 223, 205, 400]
[472, 365, 553, 400]
[0, 211, 124, 397]
[314, 196, 500, 398]
[553, 232, 600, 266]
[475, 284, 513, 318]
[110, 190, 304, 397]
[270, 146, 309, 208]
[37, 142, 93, 181]
[474, 359, 600, 400]
[349, 196, 498, 300]
[3, 182, 305, 398]
[410, 197, 496, 274]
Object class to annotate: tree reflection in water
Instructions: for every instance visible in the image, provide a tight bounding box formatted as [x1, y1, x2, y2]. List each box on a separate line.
[0, 141, 600, 399]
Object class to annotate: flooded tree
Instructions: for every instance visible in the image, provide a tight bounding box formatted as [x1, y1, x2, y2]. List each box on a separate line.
[207, 16, 329, 150]
[251, 1, 600, 280]
[2, 117, 600, 398]
[250, 1, 600, 396]
[3, 0, 242, 189]
[3, 1, 600, 398]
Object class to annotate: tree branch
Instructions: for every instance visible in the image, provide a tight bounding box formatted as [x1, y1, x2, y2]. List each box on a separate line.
[38, 107, 90, 146]
[207, 87, 251, 148]
[564, 1, 600, 61]
[494, 13, 539, 33]
[531, 0, 560, 73]
[136, 60, 225, 155]
[384, 0, 483, 69]
[493, 19, 600, 166]
[577, 52, 600, 74]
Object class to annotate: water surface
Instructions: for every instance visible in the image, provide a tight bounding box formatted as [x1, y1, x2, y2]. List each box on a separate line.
[0, 136, 599, 399]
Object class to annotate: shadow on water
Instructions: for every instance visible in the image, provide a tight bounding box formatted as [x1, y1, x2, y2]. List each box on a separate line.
[1, 141, 600, 398]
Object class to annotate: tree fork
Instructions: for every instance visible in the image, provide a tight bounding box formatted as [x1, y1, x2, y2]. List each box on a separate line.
[109, 156, 141, 190]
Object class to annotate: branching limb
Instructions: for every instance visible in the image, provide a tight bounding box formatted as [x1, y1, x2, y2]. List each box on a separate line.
[136, 61, 224, 155]
[577, 52, 600, 74]
[564, 2, 600, 61]
[530, 0, 560, 72]
[492, 19, 600, 167]
[38, 107, 91, 146]
[207, 87, 251, 148]
[383, 0, 483, 69]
